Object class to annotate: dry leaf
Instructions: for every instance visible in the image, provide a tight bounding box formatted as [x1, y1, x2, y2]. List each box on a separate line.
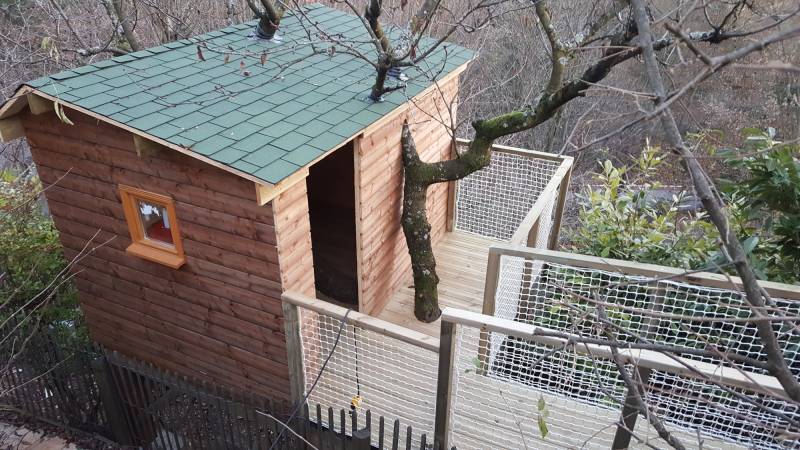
[224, 53, 230, 64]
[53, 101, 74, 126]
[196, 45, 205, 61]
[260, 51, 267, 66]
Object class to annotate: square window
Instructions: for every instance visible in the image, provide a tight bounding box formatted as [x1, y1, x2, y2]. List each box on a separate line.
[136, 199, 174, 246]
[119, 185, 185, 268]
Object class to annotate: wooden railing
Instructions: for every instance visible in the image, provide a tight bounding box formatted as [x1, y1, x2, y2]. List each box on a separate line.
[282, 291, 442, 446]
[284, 255, 800, 449]
[482, 244, 800, 314]
[435, 306, 793, 450]
[450, 139, 574, 249]
[473, 244, 800, 450]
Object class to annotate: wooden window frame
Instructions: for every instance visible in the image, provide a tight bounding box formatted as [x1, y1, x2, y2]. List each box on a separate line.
[119, 185, 185, 269]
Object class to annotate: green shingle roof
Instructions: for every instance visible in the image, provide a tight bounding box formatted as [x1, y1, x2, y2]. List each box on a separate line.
[22, 3, 473, 184]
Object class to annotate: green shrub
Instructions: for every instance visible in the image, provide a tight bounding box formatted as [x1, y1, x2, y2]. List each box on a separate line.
[570, 131, 799, 284]
[568, 143, 721, 270]
[718, 128, 800, 284]
[0, 169, 83, 330]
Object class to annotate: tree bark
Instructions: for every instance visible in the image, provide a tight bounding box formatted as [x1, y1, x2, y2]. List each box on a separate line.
[365, 0, 392, 100]
[109, 0, 141, 51]
[247, 0, 284, 39]
[401, 124, 495, 322]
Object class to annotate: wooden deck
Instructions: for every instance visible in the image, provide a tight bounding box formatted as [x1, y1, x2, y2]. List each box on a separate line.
[375, 231, 499, 337]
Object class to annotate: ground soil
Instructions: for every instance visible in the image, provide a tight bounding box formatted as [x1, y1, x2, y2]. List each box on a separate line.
[0, 410, 120, 450]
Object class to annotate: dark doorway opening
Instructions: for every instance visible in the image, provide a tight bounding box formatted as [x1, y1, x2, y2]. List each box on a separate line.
[306, 142, 359, 308]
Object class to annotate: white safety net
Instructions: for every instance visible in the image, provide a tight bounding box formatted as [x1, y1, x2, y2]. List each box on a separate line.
[454, 149, 560, 241]
[448, 321, 796, 450]
[477, 256, 800, 449]
[298, 309, 439, 445]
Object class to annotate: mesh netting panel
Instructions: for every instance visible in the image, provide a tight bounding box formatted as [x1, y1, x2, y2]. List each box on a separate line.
[646, 370, 800, 448]
[449, 324, 758, 449]
[486, 258, 800, 449]
[454, 151, 560, 241]
[299, 309, 438, 445]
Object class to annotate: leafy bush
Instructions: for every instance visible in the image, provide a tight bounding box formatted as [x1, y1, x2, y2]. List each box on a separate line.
[0, 169, 82, 329]
[568, 143, 721, 270]
[570, 131, 799, 284]
[718, 128, 800, 284]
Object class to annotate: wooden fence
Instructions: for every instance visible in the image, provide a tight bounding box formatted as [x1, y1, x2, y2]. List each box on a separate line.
[0, 317, 112, 437]
[0, 317, 444, 449]
[451, 138, 573, 249]
[104, 351, 444, 449]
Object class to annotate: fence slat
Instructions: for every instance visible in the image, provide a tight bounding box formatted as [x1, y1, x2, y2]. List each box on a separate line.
[392, 420, 400, 450]
[91, 357, 133, 444]
[5, 332, 436, 450]
[378, 415, 385, 450]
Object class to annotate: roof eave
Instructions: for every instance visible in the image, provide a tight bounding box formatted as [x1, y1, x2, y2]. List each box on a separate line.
[1, 87, 274, 204]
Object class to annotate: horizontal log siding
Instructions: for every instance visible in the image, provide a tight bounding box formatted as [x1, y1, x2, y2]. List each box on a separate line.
[273, 180, 316, 299]
[22, 110, 291, 400]
[356, 78, 459, 316]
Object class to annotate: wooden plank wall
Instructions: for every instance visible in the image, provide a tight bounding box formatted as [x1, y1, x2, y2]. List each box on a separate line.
[356, 77, 459, 316]
[273, 179, 316, 298]
[22, 110, 292, 400]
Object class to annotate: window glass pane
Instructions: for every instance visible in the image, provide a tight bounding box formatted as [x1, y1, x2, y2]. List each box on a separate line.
[137, 199, 174, 246]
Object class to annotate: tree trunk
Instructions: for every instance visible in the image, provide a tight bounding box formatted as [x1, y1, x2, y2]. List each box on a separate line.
[401, 124, 494, 322]
[255, 0, 283, 39]
[110, 0, 141, 51]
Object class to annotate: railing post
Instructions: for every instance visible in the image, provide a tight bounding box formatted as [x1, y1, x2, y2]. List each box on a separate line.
[481, 249, 502, 317]
[283, 301, 307, 407]
[446, 141, 460, 232]
[434, 320, 457, 449]
[548, 163, 573, 250]
[478, 250, 501, 372]
[526, 216, 541, 247]
[611, 367, 653, 450]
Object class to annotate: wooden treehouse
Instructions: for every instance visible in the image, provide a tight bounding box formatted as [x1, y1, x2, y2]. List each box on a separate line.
[0, 3, 571, 401]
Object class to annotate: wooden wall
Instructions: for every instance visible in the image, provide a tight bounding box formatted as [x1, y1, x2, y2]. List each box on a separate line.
[355, 76, 460, 316]
[273, 179, 316, 298]
[22, 110, 293, 400]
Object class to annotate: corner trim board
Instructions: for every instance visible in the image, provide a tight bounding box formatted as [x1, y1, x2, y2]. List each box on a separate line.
[255, 167, 309, 205]
[26, 93, 53, 116]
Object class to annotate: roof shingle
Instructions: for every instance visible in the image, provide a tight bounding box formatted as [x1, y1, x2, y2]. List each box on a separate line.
[23, 3, 473, 184]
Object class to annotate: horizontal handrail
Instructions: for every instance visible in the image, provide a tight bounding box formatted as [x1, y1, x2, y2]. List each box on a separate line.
[282, 291, 440, 352]
[454, 138, 568, 163]
[441, 307, 789, 400]
[487, 244, 800, 301]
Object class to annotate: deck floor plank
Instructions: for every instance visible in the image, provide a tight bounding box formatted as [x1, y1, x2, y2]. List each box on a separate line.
[375, 231, 498, 337]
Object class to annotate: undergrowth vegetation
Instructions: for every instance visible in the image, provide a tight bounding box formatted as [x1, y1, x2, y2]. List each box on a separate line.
[570, 129, 799, 284]
[0, 168, 84, 337]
